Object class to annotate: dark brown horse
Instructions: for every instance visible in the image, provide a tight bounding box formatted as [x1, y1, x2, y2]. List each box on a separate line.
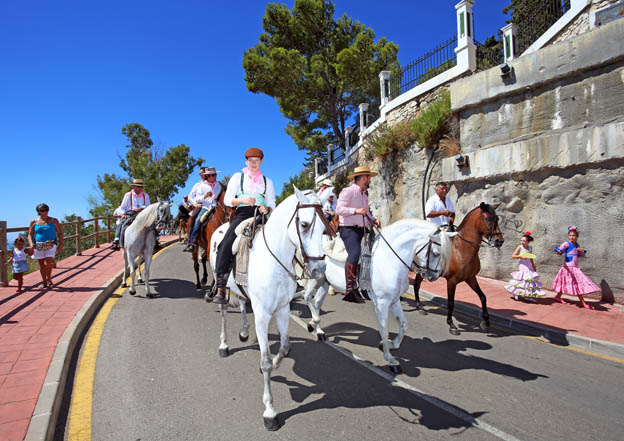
[188, 187, 232, 289]
[413, 202, 504, 335]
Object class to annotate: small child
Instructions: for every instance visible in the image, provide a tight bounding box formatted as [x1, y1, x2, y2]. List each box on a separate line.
[505, 231, 544, 302]
[552, 226, 599, 309]
[7, 236, 32, 292]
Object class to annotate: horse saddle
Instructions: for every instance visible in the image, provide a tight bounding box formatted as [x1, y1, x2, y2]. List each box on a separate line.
[119, 211, 138, 248]
[232, 215, 267, 287]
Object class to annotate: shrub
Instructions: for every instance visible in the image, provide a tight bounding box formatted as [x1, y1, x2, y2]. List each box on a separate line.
[411, 90, 451, 149]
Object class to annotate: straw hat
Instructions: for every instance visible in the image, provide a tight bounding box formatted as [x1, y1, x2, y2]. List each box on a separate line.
[132, 178, 144, 187]
[200, 167, 220, 175]
[319, 178, 333, 187]
[347, 166, 378, 179]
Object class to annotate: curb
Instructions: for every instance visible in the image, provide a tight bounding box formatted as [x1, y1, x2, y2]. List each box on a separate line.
[24, 239, 179, 441]
[409, 289, 624, 361]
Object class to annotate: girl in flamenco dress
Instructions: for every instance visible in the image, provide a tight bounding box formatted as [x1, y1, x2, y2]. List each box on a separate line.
[552, 226, 599, 309]
[505, 232, 545, 302]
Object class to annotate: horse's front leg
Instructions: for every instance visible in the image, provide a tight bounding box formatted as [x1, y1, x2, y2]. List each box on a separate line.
[128, 255, 137, 296]
[254, 313, 280, 430]
[465, 276, 490, 331]
[304, 279, 329, 341]
[272, 305, 291, 369]
[121, 250, 129, 288]
[144, 253, 154, 298]
[238, 296, 250, 342]
[218, 303, 229, 357]
[193, 253, 201, 289]
[447, 282, 460, 335]
[413, 273, 427, 315]
[201, 253, 208, 285]
[374, 299, 402, 374]
[389, 297, 408, 350]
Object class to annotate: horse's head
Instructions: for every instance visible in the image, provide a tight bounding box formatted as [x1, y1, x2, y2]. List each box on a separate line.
[288, 186, 328, 280]
[155, 201, 173, 232]
[478, 202, 504, 248]
[413, 228, 457, 281]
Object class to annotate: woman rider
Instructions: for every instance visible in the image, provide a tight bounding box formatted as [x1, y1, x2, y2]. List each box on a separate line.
[212, 147, 276, 304]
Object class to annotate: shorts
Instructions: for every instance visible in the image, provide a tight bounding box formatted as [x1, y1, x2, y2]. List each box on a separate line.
[33, 244, 57, 260]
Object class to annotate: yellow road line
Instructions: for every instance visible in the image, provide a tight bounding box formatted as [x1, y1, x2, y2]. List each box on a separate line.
[401, 292, 624, 364]
[67, 248, 168, 441]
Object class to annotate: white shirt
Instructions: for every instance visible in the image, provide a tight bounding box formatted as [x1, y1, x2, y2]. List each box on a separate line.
[119, 190, 151, 214]
[113, 207, 125, 225]
[189, 180, 222, 209]
[224, 172, 276, 210]
[425, 195, 455, 226]
[323, 199, 336, 214]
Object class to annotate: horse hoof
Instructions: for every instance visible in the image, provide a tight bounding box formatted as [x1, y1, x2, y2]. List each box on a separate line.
[317, 333, 327, 341]
[146, 293, 154, 299]
[388, 364, 403, 375]
[121, 282, 127, 288]
[129, 290, 136, 296]
[263, 416, 281, 431]
[418, 308, 428, 316]
[378, 341, 384, 351]
[196, 284, 201, 289]
[307, 323, 314, 333]
[219, 348, 229, 358]
[138, 278, 144, 284]
[479, 321, 489, 332]
[201, 278, 208, 285]
[239, 333, 249, 342]
[449, 327, 460, 336]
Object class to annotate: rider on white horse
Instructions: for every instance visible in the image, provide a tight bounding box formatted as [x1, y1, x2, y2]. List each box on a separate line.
[183, 166, 222, 253]
[112, 178, 151, 250]
[212, 147, 276, 304]
[335, 166, 381, 304]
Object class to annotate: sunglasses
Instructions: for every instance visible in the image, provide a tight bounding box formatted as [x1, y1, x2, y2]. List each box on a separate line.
[38, 209, 49, 213]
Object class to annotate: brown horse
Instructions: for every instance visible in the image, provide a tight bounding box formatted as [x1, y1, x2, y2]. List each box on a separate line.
[412, 202, 504, 335]
[188, 187, 232, 289]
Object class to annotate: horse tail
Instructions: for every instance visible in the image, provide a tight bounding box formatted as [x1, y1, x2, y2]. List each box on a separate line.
[438, 230, 453, 277]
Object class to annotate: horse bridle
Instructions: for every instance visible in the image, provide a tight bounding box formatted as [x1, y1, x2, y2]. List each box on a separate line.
[456, 211, 503, 248]
[154, 202, 170, 230]
[262, 202, 334, 281]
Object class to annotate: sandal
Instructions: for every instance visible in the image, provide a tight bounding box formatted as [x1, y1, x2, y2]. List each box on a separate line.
[554, 297, 567, 304]
[582, 303, 595, 310]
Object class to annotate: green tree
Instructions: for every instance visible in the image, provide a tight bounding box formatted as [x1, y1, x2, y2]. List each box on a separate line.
[476, 35, 503, 71]
[276, 169, 316, 205]
[90, 123, 203, 215]
[243, 0, 399, 167]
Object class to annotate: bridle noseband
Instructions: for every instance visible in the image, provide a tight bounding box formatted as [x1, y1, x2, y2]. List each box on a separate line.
[456, 210, 503, 248]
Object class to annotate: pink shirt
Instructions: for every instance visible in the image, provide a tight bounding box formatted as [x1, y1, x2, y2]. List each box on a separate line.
[336, 183, 376, 227]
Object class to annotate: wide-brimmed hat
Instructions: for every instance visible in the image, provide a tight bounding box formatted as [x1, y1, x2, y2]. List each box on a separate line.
[318, 178, 333, 187]
[348, 166, 378, 179]
[132, 178, 144, 187]
[245, 147, 264, 159]
[200, 167, 220, 175]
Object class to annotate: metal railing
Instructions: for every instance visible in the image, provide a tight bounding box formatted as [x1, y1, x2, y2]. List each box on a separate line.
[515, 0, 570, 54]
[329, 144, 345, 164]
[1, 215, 114, 286]
[390, 35, 457, 97]
[475, 39, 504, 71]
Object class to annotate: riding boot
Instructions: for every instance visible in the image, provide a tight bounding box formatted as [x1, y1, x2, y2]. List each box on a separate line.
[343, 262, 364, 304]
[212, 272, 229, 305]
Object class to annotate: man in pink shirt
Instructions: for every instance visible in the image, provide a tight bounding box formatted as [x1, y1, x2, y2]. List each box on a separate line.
[336, 166, 381, 303]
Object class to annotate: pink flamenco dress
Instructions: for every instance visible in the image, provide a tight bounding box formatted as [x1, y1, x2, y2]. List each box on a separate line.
[551, 241, 599, 296]
[505, 246, 545, 299]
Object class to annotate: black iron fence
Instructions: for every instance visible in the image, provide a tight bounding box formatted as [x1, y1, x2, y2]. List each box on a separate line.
[515, 0, 570, 55]
[329, 143, 345, 164]
[475, 39, 503, 71]
[390, 35, 457, 98]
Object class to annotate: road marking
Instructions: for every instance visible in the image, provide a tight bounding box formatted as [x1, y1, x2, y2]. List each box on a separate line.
[66, 248, 167, 441]
[290, 314, 525, 441]
[401, 292, 624, 364]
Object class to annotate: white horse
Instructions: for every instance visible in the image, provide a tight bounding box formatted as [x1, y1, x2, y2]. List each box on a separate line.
[121, 201, 172, 298]
[300, 218, 455, 373]
[209, 187, 330, 431]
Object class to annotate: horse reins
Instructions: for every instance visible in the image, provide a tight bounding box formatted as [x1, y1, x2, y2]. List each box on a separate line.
[456, 211, 503, 249]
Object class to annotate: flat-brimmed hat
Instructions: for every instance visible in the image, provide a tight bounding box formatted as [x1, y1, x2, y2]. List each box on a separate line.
[245, 147, 264, 159]
[319, 178, 333, 187]
[347, 166, 378, 179]
[132, 178, 144, 187]
[200, 167, 220, 175]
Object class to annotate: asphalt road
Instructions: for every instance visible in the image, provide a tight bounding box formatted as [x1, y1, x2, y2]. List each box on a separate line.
[60, 243, 624, 441]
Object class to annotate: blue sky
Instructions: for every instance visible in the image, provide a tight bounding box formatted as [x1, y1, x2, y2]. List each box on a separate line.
[0, 0, 508, 234]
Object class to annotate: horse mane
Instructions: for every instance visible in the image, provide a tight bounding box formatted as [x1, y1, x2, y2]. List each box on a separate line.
[132, 203, 159, 230]
[456, 203, 497, 231]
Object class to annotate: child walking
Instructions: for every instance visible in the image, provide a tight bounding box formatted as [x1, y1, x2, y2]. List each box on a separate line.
[505, 232, 544, 302]
[7, 236, 32, 292]
[552, 226, 599, 309]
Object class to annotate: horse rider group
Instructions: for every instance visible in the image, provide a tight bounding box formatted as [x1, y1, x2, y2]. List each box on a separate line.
[183, 166, 223, 253]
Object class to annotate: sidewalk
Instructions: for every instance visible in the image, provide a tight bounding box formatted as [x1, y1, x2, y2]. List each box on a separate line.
[408, 273, 624, 359]
[0, 237, 177, 441]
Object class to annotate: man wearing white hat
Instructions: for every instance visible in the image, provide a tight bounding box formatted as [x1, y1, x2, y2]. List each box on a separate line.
[335, 166, 381, 303]
[184, 166, 222, 252]
[111, 178, 151, 250]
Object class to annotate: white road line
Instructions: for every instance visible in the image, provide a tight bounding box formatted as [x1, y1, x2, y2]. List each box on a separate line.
[290, 313, 525, 441]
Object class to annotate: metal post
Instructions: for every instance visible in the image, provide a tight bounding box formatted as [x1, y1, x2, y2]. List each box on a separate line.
[94, 215, 100, 248]
[0, 221, 7, 287]
[76, 222, 82, 256]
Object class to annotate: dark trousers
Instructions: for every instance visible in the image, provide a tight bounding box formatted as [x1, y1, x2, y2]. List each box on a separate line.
[340, 226, 365, 265]
[215, 206, 255, 274]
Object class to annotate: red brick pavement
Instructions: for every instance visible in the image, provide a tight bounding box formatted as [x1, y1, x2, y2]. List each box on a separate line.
[411, 275, 624, 346]
[0, 237, 176, 441]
